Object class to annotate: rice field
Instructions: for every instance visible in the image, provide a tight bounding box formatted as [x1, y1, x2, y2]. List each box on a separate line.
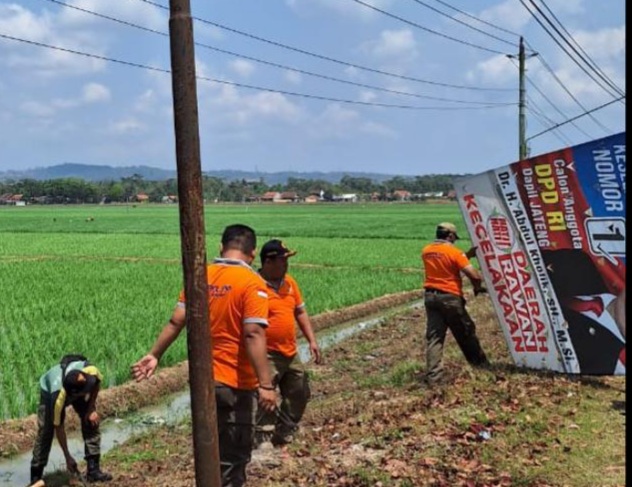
[0, 202, 467, 419]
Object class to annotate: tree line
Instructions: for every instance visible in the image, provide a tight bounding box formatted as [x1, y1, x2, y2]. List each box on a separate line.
[0, 173, 465, 204]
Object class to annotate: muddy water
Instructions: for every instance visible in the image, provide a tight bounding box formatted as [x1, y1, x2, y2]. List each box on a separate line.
[0, 301, 421, 486]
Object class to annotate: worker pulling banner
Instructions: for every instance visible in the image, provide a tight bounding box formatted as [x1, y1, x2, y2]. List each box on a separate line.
[454, 132, 625, 375]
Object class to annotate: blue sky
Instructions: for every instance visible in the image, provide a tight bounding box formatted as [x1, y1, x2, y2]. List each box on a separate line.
[0, 0, 625, 176]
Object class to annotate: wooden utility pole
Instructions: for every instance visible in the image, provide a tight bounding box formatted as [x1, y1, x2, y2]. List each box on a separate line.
[168, 0, 221, 485]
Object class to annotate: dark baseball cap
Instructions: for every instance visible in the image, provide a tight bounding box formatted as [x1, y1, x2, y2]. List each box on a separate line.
[260, 239, 297, 262]
[63, 370, 97, 395]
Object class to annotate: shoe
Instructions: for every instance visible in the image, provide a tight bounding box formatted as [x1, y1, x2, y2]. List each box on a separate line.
[86, 455, 113, 482]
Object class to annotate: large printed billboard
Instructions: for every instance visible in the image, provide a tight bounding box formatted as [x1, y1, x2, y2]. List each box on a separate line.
[454, 132, 625, 375]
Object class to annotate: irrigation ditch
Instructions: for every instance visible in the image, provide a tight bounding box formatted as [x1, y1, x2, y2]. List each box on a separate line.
[0, 290, 422, 486]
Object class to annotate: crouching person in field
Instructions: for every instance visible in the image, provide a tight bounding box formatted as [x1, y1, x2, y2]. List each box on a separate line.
[30, 355, 112, 484]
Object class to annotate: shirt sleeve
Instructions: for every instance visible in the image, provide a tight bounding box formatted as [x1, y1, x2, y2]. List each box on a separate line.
[290, 276, 305, 309]
[177, 289, 186, 308]
[242, 277, 269, 327]
[82, 365, 103, 382]
[53, 390, 66, 426]
[454, 247, 471, 270]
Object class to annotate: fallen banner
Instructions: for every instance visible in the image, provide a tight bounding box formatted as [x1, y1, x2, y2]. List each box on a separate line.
[454, 132, 626, 375]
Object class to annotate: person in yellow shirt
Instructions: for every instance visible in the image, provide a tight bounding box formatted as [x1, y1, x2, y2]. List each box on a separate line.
[30, 355, 111, 484]
[255, 239, 321, 447]
[132, 224, 276, 487]
[421, 222, 489, 385]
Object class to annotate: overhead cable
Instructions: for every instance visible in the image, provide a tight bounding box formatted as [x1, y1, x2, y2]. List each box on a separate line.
[507, 56, 592, 139]
[538, 0, 624, 96]
[429, 0, 522, 38]
[525, 39, 614, 134]
[39, 0, 514, 106]
[135, 0, 513, 92]
[527, 95, 575, 146]
[0, 33, 514, 111]
[525, 95, 625, 141]
[408, 0, 516, 48]
[350, 0, 509, 55]
[521, 0, 623, 100]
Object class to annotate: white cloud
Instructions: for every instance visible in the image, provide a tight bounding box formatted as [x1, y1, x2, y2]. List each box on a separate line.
[527, 25, 625, 106]
[229, 59, 255, 78]
[0, 4, 106, 76]
[108, 117, 146, 134]
[58, 0, 166, 30]
[284, 70, 303, 85]
[82, 82, 110, 103]
[286, 0, 397, 20]
[309, 103, 395, 139]
[359, 29, 419, 74]
[20, 100, 55, 117]
[204, 83, 302, 127]
[467, 54, 516, 85]
[476, 0, 532, 31]
[359, 90, 378, 103]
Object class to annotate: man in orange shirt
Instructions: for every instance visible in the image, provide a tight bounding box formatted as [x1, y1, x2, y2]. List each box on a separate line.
[421, 222, 489, 385]
[131, 224, 276, 487]
[255, 239, 321, 448]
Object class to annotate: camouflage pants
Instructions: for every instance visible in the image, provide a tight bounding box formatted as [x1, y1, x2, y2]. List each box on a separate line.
[216, 383, 257, 487]
[31, 390, 101, 470]
[256, 351, 310, 442]
[424, 290, 488, 384]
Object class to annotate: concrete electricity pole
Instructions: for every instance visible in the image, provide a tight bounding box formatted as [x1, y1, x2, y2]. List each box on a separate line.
[168, 0, 221, 485]
[508, 37, 538, 161]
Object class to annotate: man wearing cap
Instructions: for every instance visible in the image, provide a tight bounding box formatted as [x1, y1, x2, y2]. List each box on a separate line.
[421, 222, 489, 385]
[255, 239, 321, 447]
[30, 357, 111, 484]
[132, 224, 276, 487]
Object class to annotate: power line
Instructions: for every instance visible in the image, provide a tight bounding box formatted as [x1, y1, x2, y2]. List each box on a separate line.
[135, 0, 513, 92]
[521, 0, 623, 100]
[507, 56, 592, 139]
[429, 0, 522, 38]
[0, 33, 513, 111]
[38, 0, 514, 106]
[525, 95, 624, 141]
[538, 0, 624, 97]
[524, 39, 614, 134]
[350, 0, 509, 55]
[527, 95, 574, 146]
[407, 0, 516, 48]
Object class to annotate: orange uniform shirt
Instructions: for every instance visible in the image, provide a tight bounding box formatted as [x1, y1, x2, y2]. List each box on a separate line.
[178, 258, 269, 390]
[264, 274, 305, 358]
[421, 240, 471, 297]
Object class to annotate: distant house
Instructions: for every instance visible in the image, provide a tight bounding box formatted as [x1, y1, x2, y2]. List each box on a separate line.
[260, 191, 281, 202]
[279, 191, 299, 203]
[333, 193, 358, 203]
[392, 190, 411, 201]
[161, 195, 177, 204]
[304, 195, 319, 204]
[2, 194, 25, 205]
[135, 193, 149, 203]
[446, 190, 457, 200]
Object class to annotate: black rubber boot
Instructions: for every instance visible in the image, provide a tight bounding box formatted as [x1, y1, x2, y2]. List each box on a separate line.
[30, 465, 44, 483]
[86, 455, 113, 482]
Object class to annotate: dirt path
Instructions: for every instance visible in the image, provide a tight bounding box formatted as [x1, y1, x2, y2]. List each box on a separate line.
[95, 295, 625, 487]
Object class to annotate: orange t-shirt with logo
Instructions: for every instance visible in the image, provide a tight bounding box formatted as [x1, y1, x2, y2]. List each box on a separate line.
[264, 274, 305, 358]
[178, 258, 268, 390]
[421, 241, 471, 297]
